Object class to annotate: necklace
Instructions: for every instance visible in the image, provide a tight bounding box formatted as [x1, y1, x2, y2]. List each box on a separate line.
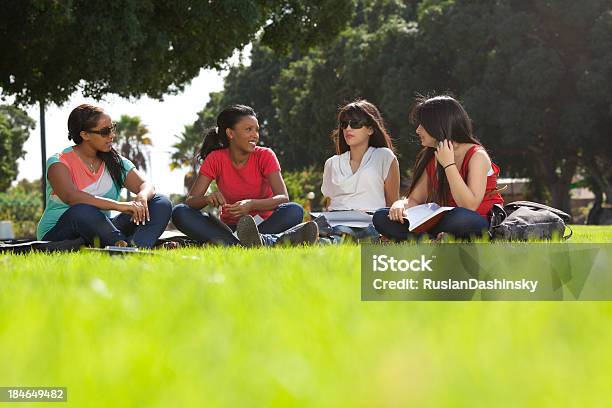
[75, 146, 98, 174]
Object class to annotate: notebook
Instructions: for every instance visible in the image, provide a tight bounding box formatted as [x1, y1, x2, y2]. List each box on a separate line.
[310, 210, 373, 228]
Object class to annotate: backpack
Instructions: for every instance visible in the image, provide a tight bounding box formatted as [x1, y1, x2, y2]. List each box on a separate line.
[489, 201, 572, 241]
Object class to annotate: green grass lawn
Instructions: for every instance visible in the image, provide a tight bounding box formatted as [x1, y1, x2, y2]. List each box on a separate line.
[1, 226, 611, 407]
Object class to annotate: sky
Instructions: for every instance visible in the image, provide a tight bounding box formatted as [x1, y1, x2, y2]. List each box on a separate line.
[15, 67, 229, 195]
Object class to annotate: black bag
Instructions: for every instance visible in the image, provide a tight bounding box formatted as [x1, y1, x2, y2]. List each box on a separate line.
[489, 201, 572, 241]
[0, 237, 87, 253]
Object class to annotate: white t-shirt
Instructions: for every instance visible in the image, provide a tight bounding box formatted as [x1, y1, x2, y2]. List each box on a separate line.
[321, 147, 396, 211]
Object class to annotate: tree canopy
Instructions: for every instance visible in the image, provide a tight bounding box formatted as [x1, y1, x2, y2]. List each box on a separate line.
[0, 0, 352, 106]
[0, 105, 35, 192]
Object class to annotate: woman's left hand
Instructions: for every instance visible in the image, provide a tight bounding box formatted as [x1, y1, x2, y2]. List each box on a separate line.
[434, 139, 455, 168]
[224, 200, 253, 217]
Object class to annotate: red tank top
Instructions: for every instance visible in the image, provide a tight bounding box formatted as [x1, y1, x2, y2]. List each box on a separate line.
[425, 145, 504, 219]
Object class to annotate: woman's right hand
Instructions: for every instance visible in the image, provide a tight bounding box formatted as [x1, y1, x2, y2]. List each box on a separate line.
[205, 192, 226, 207]
[388, 199, 407, 224]
[116, 201, 148, 225]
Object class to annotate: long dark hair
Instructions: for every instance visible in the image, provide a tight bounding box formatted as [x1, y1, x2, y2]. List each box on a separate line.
[408, 95, 481, 205]
[67, 104, 124, 190]
[331, 99, 395, 155]
[198, 104, 257, 161]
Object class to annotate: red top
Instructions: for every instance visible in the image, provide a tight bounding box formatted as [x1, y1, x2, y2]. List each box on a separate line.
[199, 147, 281, 225]
[425, 145, 504, 219]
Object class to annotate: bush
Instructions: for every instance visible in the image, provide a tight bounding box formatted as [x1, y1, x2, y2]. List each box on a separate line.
[283, 167, 325, 211]
[0, 179, 43, 238]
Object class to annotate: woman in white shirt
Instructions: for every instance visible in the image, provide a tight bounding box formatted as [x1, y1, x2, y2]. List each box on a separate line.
[320, 99, 400, 241]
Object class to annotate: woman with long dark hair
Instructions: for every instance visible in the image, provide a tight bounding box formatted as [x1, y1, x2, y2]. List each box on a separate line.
[37, 104, 172, 248]
[373, 95, 504, 240]
[320, 99, 400, 241]
[172, 104, 318, 246]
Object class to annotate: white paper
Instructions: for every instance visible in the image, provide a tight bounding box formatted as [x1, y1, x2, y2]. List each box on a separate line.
[403, 203, 454, 232]
[252, 214, 265, 226]
[310, 210, 373, 228]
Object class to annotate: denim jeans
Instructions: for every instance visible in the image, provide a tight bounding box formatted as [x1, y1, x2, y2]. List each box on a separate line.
[372, 207, 489, 241]
[171, 202, 304, 246]
[43, 194, 173, 248]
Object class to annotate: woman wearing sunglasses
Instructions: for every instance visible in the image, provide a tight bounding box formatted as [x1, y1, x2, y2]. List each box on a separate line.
[36, 104, 172, 248]
[319, 99, 400, 242]
[372, 95, 504, 241]
[172, 104, 318, 246]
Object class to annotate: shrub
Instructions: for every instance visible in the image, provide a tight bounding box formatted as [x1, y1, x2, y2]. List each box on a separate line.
[0, 189, 42, 238]
[283, 167, 325, 211]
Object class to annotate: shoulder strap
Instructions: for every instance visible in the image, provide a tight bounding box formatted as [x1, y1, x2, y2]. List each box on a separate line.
[505, 201, 572, 223]
[459, 145, 483, 176]
[563, 225, 573, 240]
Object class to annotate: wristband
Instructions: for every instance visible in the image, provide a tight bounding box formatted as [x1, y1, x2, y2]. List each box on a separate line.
[443, 162, 456, 170]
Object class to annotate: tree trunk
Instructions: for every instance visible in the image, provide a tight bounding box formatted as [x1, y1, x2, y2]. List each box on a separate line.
[581, 152, 612, 223]
[531, 145, 577, 215]
[586, 185, 602, 225]
[39, 100, 47, 209]
[550, 181, 572, 215]
[604, 186, 612, 206]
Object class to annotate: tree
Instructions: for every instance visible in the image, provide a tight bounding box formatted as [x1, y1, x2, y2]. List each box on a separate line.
[0, 0, 353, 106]
[0, 105, 35, 192]
[0, 0, 352, 204]
[424, 0, 612, 213]
[115, 115, 152, 172]
[577, 7, 612, 221]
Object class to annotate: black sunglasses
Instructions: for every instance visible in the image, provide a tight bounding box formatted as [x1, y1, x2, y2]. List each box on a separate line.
[339, 119, 368, 130]
[88, 122, 117, 137]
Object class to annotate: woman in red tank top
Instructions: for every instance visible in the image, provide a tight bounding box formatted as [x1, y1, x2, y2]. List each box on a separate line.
[373, 95, 504, 241]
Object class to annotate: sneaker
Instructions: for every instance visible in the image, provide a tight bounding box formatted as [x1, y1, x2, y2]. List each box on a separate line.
[280, 221, 319, 245]
[237, 215, 263, 247]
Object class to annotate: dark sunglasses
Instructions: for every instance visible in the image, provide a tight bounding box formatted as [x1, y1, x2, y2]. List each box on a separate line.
[88, 122, 117, 137]
[339, 119, 368, 130]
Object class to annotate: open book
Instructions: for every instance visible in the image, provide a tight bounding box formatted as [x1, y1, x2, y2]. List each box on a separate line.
[310, 210, 373, 228]
[403, 203, 454, 232]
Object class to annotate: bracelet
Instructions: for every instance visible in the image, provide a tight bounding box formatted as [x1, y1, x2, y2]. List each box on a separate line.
[443, 162, 456, 170]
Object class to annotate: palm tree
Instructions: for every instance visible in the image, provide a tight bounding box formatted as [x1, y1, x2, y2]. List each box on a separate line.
[115, 115, 152, 198]
[170, 91, 223, 191]
[170, 123, 202, 191]
[115, 114, 152, 170]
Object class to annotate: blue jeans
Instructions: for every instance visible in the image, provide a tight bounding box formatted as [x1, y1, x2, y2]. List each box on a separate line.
[43, 194, 173, 248]
[372, 207, 489, 241]
[171, 202, 304, 246]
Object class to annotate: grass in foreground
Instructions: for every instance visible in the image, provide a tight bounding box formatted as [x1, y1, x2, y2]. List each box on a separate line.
[0, 226, 611, 407]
